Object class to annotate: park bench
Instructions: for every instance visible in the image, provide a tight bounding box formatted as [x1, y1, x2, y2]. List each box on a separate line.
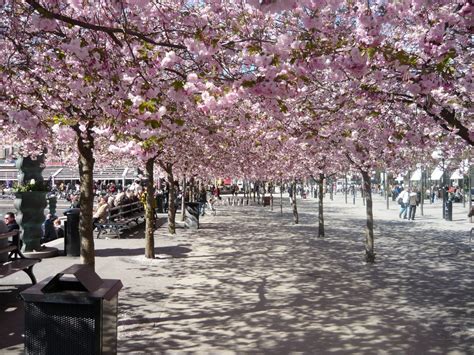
[95, 201, 145, 239]
[0, 230, 41, 285]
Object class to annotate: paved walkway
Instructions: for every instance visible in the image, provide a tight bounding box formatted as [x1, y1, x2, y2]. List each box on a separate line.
[1, 194, 473, 354]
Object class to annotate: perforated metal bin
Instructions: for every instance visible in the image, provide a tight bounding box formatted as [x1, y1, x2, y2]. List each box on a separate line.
[184, 202, 200, 229]
[21, 264, 123, 355]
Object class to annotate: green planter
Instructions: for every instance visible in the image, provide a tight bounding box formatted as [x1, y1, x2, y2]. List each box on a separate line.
[14, 192, 48, 252]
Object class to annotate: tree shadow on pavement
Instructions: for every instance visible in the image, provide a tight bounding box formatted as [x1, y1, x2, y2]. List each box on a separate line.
[95, 246, 192, 258]
[0, 284, 29, 353]
[116, 202, 473, 353]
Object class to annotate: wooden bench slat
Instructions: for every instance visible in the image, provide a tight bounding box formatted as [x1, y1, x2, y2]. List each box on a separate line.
[0, 230, 40, 284]
[0, 259, 40, 278]
[95, 201, 145, 239]
[0, 231, 19, 240]
[0, 245, 18, 254]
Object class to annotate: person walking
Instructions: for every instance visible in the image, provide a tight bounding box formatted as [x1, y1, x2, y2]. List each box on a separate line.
[408, 189, 419, 220]
[398, 188, 410, 219]
[198, 187, 208, 216]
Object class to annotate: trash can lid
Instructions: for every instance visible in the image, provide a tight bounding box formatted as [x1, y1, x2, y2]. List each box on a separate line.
[21, 264, 123, 303]
[64, 208, 81, 215]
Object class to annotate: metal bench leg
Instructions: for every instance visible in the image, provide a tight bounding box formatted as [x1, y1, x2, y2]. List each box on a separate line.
[23, 265, 37, 285]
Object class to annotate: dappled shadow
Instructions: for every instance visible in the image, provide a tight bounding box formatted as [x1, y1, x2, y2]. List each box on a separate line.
[1, 196, 471, 353]
[0, 284, 29, 352]
[95, 246, 192, 258]
[116, 198, 473, 353]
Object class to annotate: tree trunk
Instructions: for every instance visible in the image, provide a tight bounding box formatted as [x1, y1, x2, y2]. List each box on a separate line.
[181, 176, 186, 222]
[76, 128, 95, 267]
[166, 164, 176, 235]
[329, 179, 333, 201]
[270, 182, 273, 211]
[292, 181, 298, 224]
[144, 158, 155, 259]
[344, 174, 348, 204]
[280, 180, 283, 215]
[257, 183, 261, 204]
[318, 173, 325, 238]
[362, 170, 375, 263]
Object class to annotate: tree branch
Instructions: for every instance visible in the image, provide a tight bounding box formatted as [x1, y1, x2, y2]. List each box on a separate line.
[25, 0, 186, 50]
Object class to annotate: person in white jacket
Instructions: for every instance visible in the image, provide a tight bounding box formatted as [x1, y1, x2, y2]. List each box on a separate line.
[398, 188, 410, 219]
[408, 190, 419, 220]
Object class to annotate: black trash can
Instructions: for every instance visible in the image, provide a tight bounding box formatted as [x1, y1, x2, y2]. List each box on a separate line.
[64, 208, 80, 256]
[263, 196, 271, 206]
[445, 200, 453, 221]
[21, 264, 123, 355]
[184, 202, 200, 229]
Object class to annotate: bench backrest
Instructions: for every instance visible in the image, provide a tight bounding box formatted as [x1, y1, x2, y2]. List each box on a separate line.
[0, 230, 19, 261]
[106, 201, 144, 221]
[0, 230, 19, 241]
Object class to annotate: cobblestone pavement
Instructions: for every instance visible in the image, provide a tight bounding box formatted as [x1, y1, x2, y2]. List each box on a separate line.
[1, 194, 473, 354]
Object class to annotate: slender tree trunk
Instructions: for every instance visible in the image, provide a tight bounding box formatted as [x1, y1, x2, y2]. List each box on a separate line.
[181, 176, 186, 222]
[329, 179, 333, 201]
[362, 185, 366, 206]
[161, 163, 176, 235]
[344, 174, 348, 204]
[292, 181, 298, 224]
[270, 182, 273, 211]
[318, 173, 325, 238]
[420, 169, 424, 216]
[280, 179, 283, 215]
[76, 127, 95, 267]
[246, 181, 250, 205]
[362, 170, 375, 263]
[257, 182, 261, 204]
[144, 158, 155, 259]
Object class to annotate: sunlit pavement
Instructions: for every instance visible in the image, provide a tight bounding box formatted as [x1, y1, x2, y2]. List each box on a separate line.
[1, 194, 473, 354]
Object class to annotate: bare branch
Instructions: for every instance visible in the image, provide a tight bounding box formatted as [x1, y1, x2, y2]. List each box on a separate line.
[25, 0, 186, 50]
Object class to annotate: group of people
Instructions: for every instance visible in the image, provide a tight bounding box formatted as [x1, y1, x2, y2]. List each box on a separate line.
[1, 211, 62, 248]
[42, 213, 64, 243]
[92, 186, 143, 226]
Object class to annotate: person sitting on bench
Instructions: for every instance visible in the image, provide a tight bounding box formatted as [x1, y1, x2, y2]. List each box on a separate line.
[4, 212, 20, 247]
[92, 197, 109, 228]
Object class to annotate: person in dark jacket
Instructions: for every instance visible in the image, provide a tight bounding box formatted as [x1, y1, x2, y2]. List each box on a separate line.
[198, 187, 208, 216]
[4, 212, 20, 247]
